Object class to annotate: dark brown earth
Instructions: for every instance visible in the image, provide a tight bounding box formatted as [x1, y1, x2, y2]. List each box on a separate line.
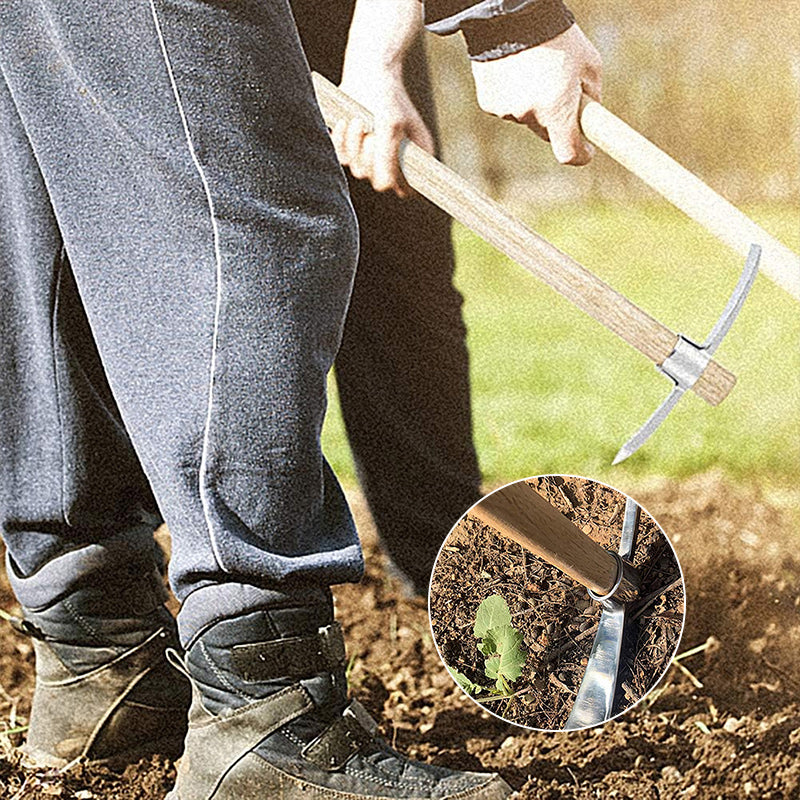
[1, 472, 799, 799]
[429, 476, 685, 730]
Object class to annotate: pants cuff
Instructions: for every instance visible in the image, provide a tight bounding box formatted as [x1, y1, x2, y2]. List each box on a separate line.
[6, 522, 161, 611]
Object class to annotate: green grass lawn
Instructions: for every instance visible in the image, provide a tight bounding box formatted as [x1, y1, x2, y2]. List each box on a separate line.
[322, 200, 799, 491]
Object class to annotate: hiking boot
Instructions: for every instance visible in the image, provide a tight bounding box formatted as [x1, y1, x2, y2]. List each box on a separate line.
[7, 535, 191, 768]
[170, 597, 512, 800]
[19, 623, 190, 768]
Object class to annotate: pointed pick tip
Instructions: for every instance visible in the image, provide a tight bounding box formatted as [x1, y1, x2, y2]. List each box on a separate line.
[612, 445, 633, 466]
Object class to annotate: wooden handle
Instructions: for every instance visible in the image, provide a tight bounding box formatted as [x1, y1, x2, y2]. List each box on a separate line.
[470, 482, 639, 602]
[580, 99, 800, 302]
[312, 72, 735, 407]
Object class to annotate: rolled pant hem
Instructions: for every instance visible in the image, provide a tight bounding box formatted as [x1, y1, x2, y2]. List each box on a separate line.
[177, 550, 364, 649]
[6, 523, 160, 611]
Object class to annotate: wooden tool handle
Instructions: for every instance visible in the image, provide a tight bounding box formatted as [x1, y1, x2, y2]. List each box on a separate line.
[580, 99, 800, 302]
[312, 72, 735, 407]
[470, 482, 639, 602]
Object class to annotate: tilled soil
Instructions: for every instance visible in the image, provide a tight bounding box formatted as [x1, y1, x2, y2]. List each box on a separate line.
[1, 472, 799, 799]
[429, 476, 685, 730]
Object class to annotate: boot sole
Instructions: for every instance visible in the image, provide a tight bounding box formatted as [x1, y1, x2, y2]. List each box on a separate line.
[21, 732, 186, 771]
[167, 749, 514, 800]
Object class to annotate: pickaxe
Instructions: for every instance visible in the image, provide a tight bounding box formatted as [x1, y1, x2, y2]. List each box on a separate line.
[468, 482, 671, 728]
[313, 73, 798, 461]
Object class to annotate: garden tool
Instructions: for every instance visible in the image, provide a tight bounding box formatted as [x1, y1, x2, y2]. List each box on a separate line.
[468, 481, 640, 605]
[579, 100, 799, 301]
[312, 74, 783, 462]
[564, 496, 640, 730]
[468, 484, 662, 728]
[614, 242, 760, 462]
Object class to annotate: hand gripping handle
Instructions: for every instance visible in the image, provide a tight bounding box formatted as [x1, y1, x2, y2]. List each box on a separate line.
[312, 72, 736, 406]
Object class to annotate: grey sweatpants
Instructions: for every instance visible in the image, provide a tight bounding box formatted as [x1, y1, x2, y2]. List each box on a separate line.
[0, 0, 363, 645]
[293, 2, 483, 595]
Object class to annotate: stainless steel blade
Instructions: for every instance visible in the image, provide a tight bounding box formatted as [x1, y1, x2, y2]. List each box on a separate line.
[563, 599, 625, 730]
[564, 498, 640, 730]
[619, 497, 640, 559]
[704, 243, 761, 355]
[613, 386, 685, 464]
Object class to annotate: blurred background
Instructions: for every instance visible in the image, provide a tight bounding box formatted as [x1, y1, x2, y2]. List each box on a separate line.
[428, 0, 799, 205]
[323, 0, 799, 497]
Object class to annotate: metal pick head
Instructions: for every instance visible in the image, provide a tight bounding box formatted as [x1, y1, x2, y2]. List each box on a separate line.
[614, 244, 761, 464]
[562, 599, 625, 729]
[564, 498, 640, 730]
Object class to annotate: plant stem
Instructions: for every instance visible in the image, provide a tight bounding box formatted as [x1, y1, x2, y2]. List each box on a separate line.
[479, 687, 529, 702]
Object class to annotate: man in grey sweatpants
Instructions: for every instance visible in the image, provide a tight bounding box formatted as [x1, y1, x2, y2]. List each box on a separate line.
[0, 1, 600, 797]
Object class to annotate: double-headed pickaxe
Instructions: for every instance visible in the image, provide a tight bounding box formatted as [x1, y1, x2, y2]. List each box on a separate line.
[313, 74, 795, 461]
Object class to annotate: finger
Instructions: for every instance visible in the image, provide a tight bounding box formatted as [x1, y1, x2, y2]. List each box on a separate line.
[545, 101, 594, 166]
[582, 60, 603, 104]
[357, 133, 377, 182]
[343, 118, 367, 162]
[331, 119, 349, 165]
[582, 38, 603, 103]
[344, 119, 370, 179]
[371, 121, 405, 196]
[549, 124, 594, 165]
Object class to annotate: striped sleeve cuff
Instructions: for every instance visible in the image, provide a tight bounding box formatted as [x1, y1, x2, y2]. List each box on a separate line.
[425, 0, 575, 61]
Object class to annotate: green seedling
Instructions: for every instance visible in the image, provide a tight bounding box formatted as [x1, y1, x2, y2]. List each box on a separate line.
[447, 595, 525, 699]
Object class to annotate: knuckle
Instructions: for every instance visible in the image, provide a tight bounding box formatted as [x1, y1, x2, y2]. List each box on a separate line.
[385, 119, 404, 136]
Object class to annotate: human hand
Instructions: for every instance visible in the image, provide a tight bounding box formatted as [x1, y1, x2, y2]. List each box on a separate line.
[331, 73, 434, 199]
[470, 24, 602, 166]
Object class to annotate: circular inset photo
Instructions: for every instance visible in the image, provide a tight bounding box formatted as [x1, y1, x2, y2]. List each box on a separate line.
[429, 475, 685, 731]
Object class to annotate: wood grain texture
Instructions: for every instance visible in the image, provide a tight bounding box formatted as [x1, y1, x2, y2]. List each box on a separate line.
[469, 482, 639, 601]
[312, 73, 736, 407]
[580, 100, 800, 302]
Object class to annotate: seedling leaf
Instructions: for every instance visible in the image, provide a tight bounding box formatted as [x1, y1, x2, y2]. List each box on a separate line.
[481, 624, 525, 691]
[447, 667, 484, 696]
[444, 594, 526, 700]
[474, 595, 512, 638]
[478, 637, 497, 657]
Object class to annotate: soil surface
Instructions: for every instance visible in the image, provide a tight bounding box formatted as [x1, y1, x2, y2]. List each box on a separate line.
[1, 472, 799, 799]
[429, 476, 685, 730]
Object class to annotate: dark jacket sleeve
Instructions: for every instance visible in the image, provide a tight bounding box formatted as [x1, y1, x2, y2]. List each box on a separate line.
[423, 0, 575, 61]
